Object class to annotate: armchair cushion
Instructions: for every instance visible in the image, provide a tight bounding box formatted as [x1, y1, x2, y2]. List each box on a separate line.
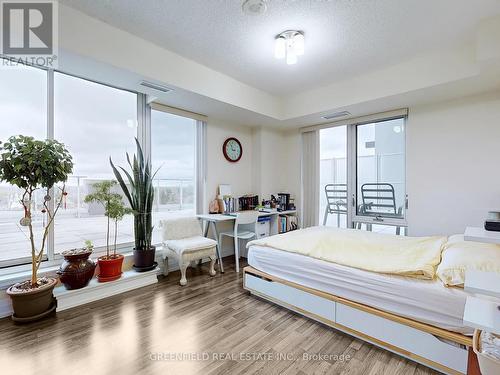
[164, 236, 217, 256]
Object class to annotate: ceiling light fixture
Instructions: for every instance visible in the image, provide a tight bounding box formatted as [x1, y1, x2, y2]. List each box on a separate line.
[274, 30, 304, 65]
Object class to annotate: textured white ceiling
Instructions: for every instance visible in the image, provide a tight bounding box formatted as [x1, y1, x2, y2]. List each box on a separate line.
[61, 0, 500, 96]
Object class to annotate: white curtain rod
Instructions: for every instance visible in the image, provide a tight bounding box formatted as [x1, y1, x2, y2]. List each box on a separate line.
[150, 102, 208, 122]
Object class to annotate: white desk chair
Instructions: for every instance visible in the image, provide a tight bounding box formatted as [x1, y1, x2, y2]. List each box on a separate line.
[219, 211, 259, 273]
[160, 217, 217, 286]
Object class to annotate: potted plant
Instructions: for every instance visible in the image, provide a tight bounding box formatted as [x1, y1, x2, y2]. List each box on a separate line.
[84, 180, 131, 282]
[110, 139, 159, 271]
[56, 240, 96, 290]
[0, 135, 73, 322]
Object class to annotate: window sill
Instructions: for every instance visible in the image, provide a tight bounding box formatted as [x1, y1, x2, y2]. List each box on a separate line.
[0, 241, 165, 289]
[0, 250, 135, 290]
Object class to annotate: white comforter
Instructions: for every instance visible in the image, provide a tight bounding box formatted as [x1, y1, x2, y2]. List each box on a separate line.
[247, 226, 447, 279]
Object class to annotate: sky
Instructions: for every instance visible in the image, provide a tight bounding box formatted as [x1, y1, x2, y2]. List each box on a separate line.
[0, 61, 196, 187]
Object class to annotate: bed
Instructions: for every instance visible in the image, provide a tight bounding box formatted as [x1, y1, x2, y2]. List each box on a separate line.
[248, 244, 472, 334]
[243, 228, 481, 375]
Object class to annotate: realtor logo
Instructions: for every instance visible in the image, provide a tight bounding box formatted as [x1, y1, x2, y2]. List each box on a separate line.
[1, 0, 58, 67]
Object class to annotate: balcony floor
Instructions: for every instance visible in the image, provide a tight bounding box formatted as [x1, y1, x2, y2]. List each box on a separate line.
[0, 209, 194, 263]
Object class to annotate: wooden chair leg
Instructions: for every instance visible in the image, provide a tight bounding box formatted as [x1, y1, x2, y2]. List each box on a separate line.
[209, 255, 216, 276]
[179, 258, 188, 286]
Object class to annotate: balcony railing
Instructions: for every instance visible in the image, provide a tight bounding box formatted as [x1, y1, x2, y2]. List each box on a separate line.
[0, 176, 195, 223]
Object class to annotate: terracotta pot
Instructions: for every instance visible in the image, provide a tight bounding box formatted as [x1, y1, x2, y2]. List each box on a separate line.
[133, 246, 156, 269]
[6, 277, 57, 322]
[57, 249, 96, 290]
[97, 254, 124, 282]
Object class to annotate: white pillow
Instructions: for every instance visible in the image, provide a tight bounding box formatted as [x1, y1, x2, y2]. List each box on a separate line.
[437, 234, 500, 287]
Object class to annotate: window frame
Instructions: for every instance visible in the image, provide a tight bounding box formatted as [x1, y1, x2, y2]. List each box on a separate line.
[150, 103, 202, 218]
[0, 61, 149, 269]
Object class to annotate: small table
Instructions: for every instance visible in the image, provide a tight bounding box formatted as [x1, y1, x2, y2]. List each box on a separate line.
[463, 269, 500, 334]
[464, 226, 500, 244]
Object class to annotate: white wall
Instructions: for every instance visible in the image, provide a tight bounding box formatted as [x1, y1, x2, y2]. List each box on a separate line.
[205, 119, 252, 255]
[206, 120, 254, 202]
[407, 91, 500, 236]
[251, 127, 293, 200]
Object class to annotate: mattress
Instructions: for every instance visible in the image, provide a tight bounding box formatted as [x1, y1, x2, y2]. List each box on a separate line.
[247, 244, 474, 335]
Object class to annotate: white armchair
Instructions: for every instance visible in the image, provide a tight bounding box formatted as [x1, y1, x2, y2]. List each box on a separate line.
[160, 217, 217, 286]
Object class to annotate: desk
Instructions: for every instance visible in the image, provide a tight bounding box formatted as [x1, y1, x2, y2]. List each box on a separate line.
[197, 210, 297, 273]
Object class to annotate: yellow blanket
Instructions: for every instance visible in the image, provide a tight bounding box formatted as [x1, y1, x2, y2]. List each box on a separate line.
[247, 226, 447, 279]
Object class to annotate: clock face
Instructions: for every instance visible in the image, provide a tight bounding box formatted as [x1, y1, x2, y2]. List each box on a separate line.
[223, 138, 242, 162]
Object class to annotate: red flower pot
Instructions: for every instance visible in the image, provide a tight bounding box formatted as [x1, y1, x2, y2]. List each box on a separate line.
[97, 254, 124, 282]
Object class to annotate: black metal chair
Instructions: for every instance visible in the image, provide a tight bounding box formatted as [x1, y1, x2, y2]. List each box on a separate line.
[359, 183, 404, 235]
[323, 183, 347, 227]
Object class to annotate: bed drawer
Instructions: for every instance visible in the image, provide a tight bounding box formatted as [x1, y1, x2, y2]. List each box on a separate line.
[245, 273, 335, 322]
[335, 303, 468, 374]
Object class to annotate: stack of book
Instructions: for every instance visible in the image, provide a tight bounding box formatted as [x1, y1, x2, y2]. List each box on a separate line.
[278, 214, 298, 234]
[222, 196, 237, 213]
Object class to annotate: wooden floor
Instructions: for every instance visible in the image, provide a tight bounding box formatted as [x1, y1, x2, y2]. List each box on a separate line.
[0, 258, 438, 375]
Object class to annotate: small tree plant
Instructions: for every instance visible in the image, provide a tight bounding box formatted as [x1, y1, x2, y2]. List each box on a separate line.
[108, 195, 133, 255]
[84, 181, 131, 258]
[0, 135, 73, 287]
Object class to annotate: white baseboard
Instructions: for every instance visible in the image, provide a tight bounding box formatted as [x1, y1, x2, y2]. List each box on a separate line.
[54, 268, 159, 312]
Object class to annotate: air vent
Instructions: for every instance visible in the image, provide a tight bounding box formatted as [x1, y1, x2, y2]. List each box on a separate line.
[139, 81, 173, 93]
[322, 111, 351, 120]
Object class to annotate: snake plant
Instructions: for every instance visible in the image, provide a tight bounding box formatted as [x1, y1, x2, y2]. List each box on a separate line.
[110, 138, 157, 251]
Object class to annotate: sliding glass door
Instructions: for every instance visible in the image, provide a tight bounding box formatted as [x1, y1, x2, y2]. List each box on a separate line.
[353, 118, 406, 234]
[319, 116, 407, 234]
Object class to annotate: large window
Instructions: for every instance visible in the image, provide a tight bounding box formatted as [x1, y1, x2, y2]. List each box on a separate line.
[0, 62, 47, 264]
[0, 61, 200, 268]
[54, 72, 137, 252]
[151, 109, 197, 243]
[319, 116, 407, 234]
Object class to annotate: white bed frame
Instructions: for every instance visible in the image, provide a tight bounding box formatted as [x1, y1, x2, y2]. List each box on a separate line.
[243, 266, 479, 375]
